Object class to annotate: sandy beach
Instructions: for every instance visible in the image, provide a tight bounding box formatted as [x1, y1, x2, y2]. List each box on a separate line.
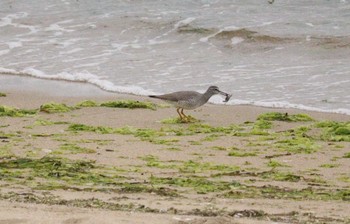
[1, 1, 350, 223]
[0, 82, 349, 224]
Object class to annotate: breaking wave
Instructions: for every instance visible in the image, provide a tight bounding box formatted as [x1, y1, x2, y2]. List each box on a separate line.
[0, 67, 154, 96]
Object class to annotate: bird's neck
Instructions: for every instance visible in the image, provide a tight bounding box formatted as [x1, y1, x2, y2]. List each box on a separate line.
[201, 91, 214, 103]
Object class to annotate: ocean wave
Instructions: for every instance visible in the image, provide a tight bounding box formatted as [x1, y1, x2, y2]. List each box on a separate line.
[311, 36, 350, 49]
[177, 24, 214, 35]
[178, 24, 350, 50]
[0, 67, 154, 96]
[177, 25, 292, 45]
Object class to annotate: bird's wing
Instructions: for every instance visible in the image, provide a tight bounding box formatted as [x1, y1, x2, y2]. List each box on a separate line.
[153, 91, 200, 102]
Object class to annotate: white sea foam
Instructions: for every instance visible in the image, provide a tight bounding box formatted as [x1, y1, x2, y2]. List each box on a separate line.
[0, 15, 12, 27]
[0, 12, 38, 35]
[61, 52, 112, 63]
[250, 101, 350, 116]
[150, 17, 196, 43]
[59, 38, 86, 48]
[73, 62, 103, 68]
[0, 12, 28, 27]
[0, 67, 154, 96]
[7, 41, 23, 49]
[45, 20, 75, 33]
[60, 48, 84, 54]
[174, 17, 196, 29]
[305, 23, 314, 27]
[231, 37, 244, 45]
[0, 67, 17, 74]
[209, 97, 350, 115]
[0, 50, 10, 56]
[200, 25, 241, 43]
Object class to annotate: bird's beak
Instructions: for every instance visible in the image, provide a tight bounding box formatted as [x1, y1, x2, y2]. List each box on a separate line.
[217, 90, 228, 96]
[217, 90, 232, 102]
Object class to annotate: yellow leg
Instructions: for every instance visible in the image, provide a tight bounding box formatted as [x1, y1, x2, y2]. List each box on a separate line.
[181, 109, 198, 123]
[181, 108, 193, 122]
[176, 108, 184, 120]
[180, 108, 189, 119]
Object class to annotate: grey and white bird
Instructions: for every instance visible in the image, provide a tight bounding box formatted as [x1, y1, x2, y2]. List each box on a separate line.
[149, 86, 231, 122]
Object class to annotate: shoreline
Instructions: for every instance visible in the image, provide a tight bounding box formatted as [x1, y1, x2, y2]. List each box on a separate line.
[1, 74, 349, 116]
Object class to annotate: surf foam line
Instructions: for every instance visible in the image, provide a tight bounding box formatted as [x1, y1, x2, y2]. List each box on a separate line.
[0, 67, 154, 96]
[210, 98, 350, 116]
[1, 67, 349, 115]
[209, 96, 350, 115]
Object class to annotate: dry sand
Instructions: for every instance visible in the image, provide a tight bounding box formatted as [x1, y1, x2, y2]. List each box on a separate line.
[0, 83, 349, 224]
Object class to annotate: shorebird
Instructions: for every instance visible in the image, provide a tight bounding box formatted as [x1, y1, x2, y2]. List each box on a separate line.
[149, 86, 231, 122]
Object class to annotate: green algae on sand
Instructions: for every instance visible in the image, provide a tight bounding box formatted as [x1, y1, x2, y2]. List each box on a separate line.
[53, 143, 96, 154]
[150, 176, 236, 194]
[76, 100, 99, 108]
[316, 121, 350, 142]
[258, 112, 314, 122]
[40, 102, 73, 113]
[274, 136, 319, 154]
[0, 157, 123, 187]
[100, 100, 156, 110]
[0, 105, 37, 117]
[161, 116, 199, 124]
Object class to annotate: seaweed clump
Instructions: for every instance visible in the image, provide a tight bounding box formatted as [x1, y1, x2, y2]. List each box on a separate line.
[274, 137, 319, 154]
[258, 112, 314, 122]
[76, 100, 98, 108]
[40, 102, 73, 113]
[0, 105, 37, 117]
[316, 121, 350, 142]
[68, 123, 115, 134]
[54, 143, 96, 154]
[0, 157, 94, 180]
[150, 176, 234, 194]
[100, 100, 156, 110]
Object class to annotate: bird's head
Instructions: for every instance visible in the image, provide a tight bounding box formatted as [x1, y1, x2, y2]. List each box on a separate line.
[206, 86, 227, 96]
[206, 86, 232, 102]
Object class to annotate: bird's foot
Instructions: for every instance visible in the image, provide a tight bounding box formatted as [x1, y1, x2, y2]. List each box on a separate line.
[181, 115, 199, 123]
[161, 116, 200, 124]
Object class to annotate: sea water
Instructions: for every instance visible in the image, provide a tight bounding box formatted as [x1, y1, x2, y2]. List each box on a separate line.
[1, 0, 349, 114]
